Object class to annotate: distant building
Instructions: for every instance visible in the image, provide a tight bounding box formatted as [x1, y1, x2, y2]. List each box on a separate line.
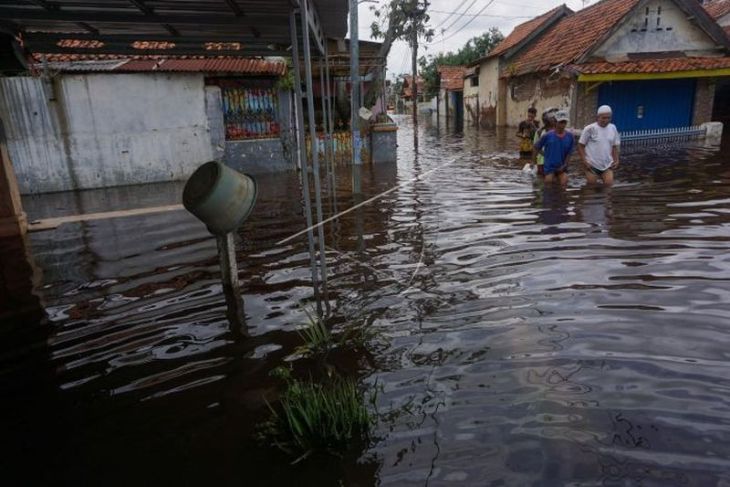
[435, 65, 466, 126]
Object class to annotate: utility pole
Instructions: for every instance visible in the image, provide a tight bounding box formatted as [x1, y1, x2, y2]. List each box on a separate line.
[411, 17, 418, 147]
[349, 0, 361, 167]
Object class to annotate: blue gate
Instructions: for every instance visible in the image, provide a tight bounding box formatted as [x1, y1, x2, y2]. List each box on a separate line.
[597, 79, 696, 131]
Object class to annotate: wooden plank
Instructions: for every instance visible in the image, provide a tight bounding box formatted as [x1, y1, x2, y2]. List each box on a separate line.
[28, 204, 185, 232]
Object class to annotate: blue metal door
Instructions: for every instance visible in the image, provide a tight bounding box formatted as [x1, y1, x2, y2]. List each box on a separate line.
[597, 79, 696, 131]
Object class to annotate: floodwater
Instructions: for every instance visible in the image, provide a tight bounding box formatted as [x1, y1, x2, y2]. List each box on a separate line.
[3, 116, 730, 485]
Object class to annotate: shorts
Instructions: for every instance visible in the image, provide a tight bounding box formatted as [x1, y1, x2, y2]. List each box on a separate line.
[588, 165, 611, 176]
[519, 151, 533, 159]
[544, 164, 568, 176]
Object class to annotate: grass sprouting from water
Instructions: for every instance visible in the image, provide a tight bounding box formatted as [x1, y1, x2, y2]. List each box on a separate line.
[260, 370, 373, 462]
[297, 308, 333, 356]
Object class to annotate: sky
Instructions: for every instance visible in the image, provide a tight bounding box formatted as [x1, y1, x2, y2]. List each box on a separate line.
[351, 0, 592, 79]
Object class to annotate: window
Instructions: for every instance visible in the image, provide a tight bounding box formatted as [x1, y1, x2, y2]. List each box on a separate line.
[470, 77, 479, 87]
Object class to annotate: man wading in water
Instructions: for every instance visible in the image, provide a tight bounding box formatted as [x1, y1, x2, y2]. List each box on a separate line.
[578, 105, 621, 186]
[533, 110, 574, 186]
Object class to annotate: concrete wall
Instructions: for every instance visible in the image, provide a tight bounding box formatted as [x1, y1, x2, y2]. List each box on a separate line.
[505, 73, 574, 127]
[463, 77, 480, 126]
[574, 81, 600, 130]
[594, 0, 720, 60]
[0, 73, 214, 194]
[693, 77, 716, 125]
[477, 58, 500, 127]
[224, 138, 292, 174]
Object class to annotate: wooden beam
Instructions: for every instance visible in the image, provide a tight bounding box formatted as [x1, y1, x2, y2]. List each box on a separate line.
[27, 44, 287, 57]
[24, 32, 278, 43]
[224, 0, 244, 16]
[578, 69, 730, 81]
[0, 120, 27, 237]
[0, 8, 275, 26]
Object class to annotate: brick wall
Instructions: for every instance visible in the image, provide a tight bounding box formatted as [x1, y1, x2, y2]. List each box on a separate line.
[575, 81, 599, 130]
[693, 78, 716, 125]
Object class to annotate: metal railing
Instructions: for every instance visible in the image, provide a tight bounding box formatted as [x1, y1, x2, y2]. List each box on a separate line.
[620, 125, 706, 143]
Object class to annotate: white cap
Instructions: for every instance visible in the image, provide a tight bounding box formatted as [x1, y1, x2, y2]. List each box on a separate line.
[597, 105, 612, 115]
[555, 110, 569, 122]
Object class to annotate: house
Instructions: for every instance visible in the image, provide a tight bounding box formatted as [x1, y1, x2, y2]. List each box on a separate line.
[703, 0, 730, 121]
[435, 65, 466, 125]
[465, 5, 572, 127]
[0, 57, 291, 194]
[502, 0, 730, 131]
[399, 75, 426, 113]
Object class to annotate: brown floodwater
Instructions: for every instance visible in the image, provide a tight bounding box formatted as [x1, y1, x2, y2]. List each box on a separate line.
[3, 116, 730, 486]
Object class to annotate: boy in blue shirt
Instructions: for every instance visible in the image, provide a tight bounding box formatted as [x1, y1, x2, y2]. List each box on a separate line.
[533, 110, 574, 186]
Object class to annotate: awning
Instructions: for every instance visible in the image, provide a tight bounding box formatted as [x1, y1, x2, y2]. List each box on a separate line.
[0, 0, 347, 58]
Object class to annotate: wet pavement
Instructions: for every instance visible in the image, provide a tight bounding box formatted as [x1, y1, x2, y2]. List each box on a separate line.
[3, 115, 730, 485]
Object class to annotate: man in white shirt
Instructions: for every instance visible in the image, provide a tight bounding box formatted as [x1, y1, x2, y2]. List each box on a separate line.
[578, 105, 621, 186]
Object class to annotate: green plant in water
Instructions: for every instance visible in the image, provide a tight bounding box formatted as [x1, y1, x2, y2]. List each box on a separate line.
[296, 308, 335, 357]
[261, 375, 373, 462]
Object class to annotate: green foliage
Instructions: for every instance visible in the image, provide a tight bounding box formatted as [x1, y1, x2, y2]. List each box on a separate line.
[419, 28, 505, 96]
[296, 308, 334, 357]
[260, 374, 374, 462]
[370, 0, 435, 45]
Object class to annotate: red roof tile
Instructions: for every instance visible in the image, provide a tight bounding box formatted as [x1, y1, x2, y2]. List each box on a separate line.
[506, 0, 640, 77]
[574, 56, 730, 74]
[489, 5, 570, 59]
[32, 56, 287, 75]
[438, 65, 466, 90]
[117, 58, 286, 75]
[704, 0, 730, 20]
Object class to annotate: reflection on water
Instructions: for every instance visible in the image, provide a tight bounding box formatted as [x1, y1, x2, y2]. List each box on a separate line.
[3, 116, 730, 485]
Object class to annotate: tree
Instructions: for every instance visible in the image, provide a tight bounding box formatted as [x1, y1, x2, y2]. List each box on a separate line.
[365, 0, 435, 108]
[419, 28, 504, 96]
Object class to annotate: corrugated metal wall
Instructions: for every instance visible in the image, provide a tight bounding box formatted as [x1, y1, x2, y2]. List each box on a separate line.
[0, 73, 215, 194]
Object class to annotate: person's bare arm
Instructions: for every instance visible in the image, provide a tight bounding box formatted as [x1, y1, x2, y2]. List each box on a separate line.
[611, 145, 620, 169]
[578, 143, 590, 169]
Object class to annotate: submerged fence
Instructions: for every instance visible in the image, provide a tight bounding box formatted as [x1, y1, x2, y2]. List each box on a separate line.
[620, 125, 707, 145]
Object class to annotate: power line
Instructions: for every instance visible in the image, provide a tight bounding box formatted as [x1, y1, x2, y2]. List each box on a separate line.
[429, 9, 531, 19]
[432, 0, 471, 28]
[439, 0, 480, 33]
[429, 0, 497, 43]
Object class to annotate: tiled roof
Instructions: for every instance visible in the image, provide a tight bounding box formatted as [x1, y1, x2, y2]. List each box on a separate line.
[31, 56, 287, 75]
[438, 65, 466, 90]
[117, 58, 286, 75]
[704, 0, 730, 20]
[506, 0, 640, 77]
[574, 56, 730, 74]
[489, 5, 569, 59]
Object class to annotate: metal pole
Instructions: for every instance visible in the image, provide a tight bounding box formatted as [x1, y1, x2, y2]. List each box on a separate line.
[324, 45, 337, 207]
[216, 233, 246, 335]
[290, 10, 322, 316]
[411, 17, 418, 150]
[301, 1, 330, 314]
[349, 0, 361, 168]
[319, 61, 331, 196]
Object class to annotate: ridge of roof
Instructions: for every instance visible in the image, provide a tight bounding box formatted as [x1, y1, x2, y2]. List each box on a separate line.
[469, 4, 572, 67]
[704, 0, 730, 20]
[504, 0, 641, 76]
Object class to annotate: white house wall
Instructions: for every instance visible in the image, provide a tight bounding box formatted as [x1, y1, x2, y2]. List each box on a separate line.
[0, 73, 214, 194]
[477, 58, 500, 111]
[593, 0, 720, 61]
